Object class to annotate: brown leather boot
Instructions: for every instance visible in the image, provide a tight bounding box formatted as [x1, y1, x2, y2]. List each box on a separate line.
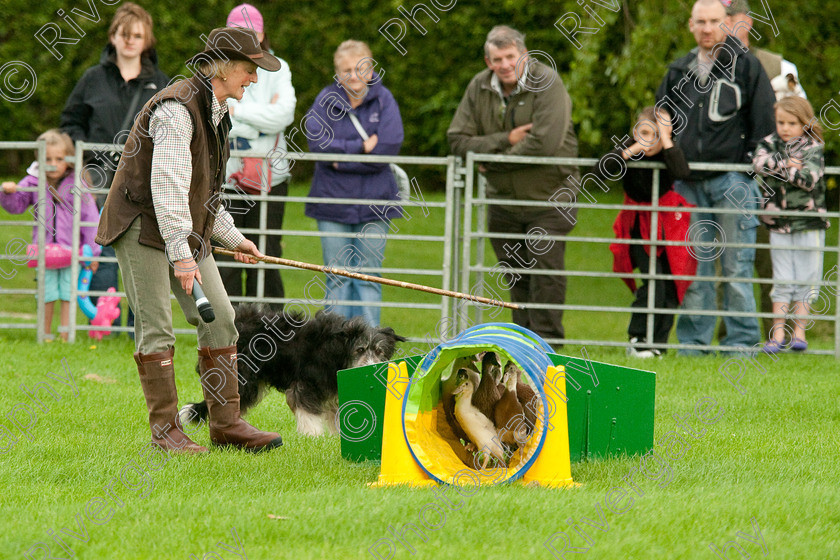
[134, 348, 208, 454]
[198, 345, 283, 452]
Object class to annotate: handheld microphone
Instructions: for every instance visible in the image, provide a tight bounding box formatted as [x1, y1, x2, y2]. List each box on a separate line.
[192, 281, 216, 323]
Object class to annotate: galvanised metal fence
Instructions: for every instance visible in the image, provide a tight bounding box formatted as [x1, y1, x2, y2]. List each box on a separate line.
[2, 140, 839, 357]
[0, 141, 458, 343]
[461, 152, 840, 357]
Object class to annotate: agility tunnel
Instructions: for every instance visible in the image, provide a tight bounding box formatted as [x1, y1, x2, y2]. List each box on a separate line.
[336, 323, 655, 487]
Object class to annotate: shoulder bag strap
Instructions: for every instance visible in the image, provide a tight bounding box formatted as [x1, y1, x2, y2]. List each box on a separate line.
[347, 111, 370, 141]
[108, 85, 144, 165]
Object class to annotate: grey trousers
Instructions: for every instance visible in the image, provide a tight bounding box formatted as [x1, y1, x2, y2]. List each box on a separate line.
[769, 229, 825, 304]
[114, 218, 238, 355]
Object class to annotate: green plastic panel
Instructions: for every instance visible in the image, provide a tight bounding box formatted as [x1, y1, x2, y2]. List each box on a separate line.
[336, 356, 423, 462]
[549, 353, 655, 461]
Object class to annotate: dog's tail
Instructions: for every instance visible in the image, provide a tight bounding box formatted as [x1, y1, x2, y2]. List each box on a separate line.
[178, 401, 209, 426]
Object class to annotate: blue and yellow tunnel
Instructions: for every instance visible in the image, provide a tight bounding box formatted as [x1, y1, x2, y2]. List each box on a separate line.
[402, 323, 561, 485]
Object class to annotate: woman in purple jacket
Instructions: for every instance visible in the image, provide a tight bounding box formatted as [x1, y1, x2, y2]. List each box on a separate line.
[305, 40, 404, 326]
[1, 130, 101, 340]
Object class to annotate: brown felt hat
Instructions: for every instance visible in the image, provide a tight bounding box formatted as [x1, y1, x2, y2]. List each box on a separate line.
[186, 27, 281, 72]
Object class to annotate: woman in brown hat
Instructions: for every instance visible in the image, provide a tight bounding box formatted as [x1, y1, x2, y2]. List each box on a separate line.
[95, 27, 284, 453]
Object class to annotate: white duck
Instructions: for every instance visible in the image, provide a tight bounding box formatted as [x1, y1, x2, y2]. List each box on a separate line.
[452, 371, 506, 469]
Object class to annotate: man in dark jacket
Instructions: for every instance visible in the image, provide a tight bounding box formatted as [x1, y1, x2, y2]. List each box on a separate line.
[447, 25, 580, 347]
[655, 0, 775, 354]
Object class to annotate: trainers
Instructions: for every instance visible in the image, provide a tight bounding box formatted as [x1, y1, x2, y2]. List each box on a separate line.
[789, 338, 807, 352]
[627, 338, 662, 358]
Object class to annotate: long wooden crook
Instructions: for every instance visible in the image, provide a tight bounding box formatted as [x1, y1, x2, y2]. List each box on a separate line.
[213, 247, 520, 310]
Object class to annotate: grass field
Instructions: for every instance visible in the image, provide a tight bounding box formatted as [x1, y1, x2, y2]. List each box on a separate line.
[1, 183, 838, 558]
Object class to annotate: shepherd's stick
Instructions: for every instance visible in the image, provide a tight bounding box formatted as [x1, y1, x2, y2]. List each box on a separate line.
[213, 247, 520, 310]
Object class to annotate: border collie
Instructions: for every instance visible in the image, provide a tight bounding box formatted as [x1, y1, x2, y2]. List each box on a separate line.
[180, 304, 406, 436]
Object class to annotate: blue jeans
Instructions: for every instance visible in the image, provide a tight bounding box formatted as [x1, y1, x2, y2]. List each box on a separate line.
[675, 172, 761, 354]
[317, 220, 389, 326]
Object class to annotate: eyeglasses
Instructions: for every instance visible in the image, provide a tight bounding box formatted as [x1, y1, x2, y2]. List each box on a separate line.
[120, 32, 145, 42]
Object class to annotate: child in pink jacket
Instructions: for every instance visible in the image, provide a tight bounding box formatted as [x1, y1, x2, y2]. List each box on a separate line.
[1, 129, 100, 340]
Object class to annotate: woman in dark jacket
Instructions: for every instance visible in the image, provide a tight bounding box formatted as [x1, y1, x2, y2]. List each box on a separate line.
[60, 2, 169, 334]
[305, 40, 404, 327]
[61, 2, 169, 196]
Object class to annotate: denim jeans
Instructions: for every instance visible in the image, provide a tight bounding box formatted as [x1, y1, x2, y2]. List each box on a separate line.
[317, 220, 389, 326]
[674, 172, 761, 354]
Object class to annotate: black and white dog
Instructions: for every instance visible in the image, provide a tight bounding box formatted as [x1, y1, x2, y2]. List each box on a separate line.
[180, 303, 406, 436]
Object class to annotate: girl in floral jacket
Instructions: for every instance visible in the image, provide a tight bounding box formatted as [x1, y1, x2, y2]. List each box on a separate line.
[753, 96, 828, 353]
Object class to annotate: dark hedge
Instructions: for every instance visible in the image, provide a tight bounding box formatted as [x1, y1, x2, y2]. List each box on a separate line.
[1, 1, 837, 193]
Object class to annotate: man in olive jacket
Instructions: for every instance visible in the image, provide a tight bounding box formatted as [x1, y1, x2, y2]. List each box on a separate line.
[447, 25, 579, 345]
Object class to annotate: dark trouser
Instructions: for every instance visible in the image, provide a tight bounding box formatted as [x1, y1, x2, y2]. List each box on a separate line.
[488, 205, 573, 343]
[627, 243, 678, 349]
[219, 181, 288, 305]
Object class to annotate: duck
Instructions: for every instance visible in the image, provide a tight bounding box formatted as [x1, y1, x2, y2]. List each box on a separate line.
[441, 354, 479, 398]
[482, 351, 503, 382]
[453, 373, 506, 469]
[494, 367, 527, 446]
[505, 361, 538, 432]
[472, 352, 502, 419]
[443, 368, 480, 445]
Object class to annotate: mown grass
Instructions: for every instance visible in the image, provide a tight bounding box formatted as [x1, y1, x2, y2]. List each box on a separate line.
[2, 182, 838, 345]
[0, 340, 837, 558]
[1, 183, 838, 558]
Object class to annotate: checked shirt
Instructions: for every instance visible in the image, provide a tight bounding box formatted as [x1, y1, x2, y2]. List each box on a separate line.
[149, 95, 244, 262]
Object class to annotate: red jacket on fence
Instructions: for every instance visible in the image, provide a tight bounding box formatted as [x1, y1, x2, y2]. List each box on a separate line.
[610, 190, 697, 303]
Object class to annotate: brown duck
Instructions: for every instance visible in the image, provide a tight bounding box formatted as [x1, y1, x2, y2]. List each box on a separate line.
[505, 361, 538, 432]
[472, 352, 502, 419]
[494, 367, 527, 446]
